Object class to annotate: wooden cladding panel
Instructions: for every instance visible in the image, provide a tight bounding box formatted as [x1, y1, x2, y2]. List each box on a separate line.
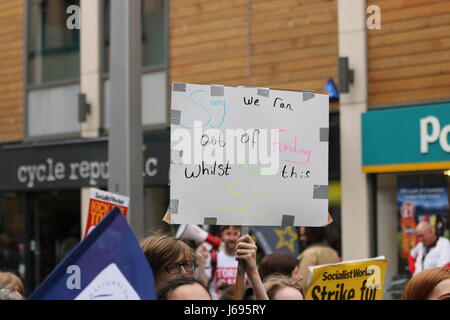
[171, 25, 248, 49]
[367, 12, 450, 37]
[170, 4, 248, 29]
[253, 56, 337, 79]
[369, 38, 450, 60]
[369, 62, 450, 82]
[369, 87, 450, 106]
[170, 0, 250, 86]
[170, 0, 339, 97]
[252, 0, 336, 17]
[0, 0, 23, 142]
[171, 0, 246, 19]
[371, 0, 450, 23]
[251, 0, 338, 91]
[171, 36, 248, 59]
[368, 0, 450, 105]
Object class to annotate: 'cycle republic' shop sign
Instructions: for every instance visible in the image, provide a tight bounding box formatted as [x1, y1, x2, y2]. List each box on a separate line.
[0, 130, 169, 191]
[362, 103, 450, 173]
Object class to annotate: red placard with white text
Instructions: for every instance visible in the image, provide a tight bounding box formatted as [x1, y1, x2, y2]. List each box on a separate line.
[84, 188, 129, 237]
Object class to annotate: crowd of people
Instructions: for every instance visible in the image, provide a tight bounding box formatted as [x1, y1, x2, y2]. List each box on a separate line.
[139, 224, 450, 300]
[0, 223, 449, 300]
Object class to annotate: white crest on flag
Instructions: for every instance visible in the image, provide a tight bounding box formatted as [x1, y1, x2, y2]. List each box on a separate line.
[75, 263, 140, 300]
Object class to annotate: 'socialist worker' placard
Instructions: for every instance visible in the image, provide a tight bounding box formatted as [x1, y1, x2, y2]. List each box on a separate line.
[168, 83, 329, 226]
[305, 257, 388, 300]
[84, 188, 129, 237]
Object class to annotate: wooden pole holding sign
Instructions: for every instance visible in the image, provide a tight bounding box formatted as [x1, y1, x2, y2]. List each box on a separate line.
[233, 226, 249, 300]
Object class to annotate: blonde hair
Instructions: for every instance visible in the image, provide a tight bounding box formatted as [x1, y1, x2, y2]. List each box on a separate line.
[140, 235, 195, 274]
[402, 267, 450, 300]
[0, 272, 24, 296]
[263, 273, 303, 300]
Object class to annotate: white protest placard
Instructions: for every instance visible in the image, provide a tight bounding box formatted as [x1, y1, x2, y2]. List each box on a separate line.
[168, 83, 329, 226]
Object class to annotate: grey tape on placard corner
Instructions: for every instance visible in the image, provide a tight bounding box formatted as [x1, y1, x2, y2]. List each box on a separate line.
[167, 199, 179, 215]
[320, 128, 329, 142]
[303, 91, 315, 102]
[173, 82, 186, 92]
[281, 215, 295, 226]
[211, 85, 224, 97]
[171, 110, 181, 125]
[313, 185, 328, 199]
[170, 150, 183, 165]
[204, 217, 217, 225]
[257, 88, 270, 97]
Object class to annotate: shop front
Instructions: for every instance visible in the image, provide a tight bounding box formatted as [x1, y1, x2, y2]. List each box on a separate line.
[362, 103, 450, 295]
[0, 130, 169, 294]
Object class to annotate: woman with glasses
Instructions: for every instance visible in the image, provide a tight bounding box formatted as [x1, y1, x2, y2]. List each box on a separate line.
[141, 234, 197, 290]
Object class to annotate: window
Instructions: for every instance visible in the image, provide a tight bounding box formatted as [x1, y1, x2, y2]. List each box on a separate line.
[28, 0, 80, 85]
[103, 0, 166, 73]
[0, 194, 25, 279]
[142, 0, 166, 68]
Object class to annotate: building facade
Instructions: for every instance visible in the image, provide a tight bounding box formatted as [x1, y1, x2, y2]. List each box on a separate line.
[1, 0, 342, 295]
[364, 0, 450, 296]
[8, 0, 450, 298]
[0, 0, 171, 294]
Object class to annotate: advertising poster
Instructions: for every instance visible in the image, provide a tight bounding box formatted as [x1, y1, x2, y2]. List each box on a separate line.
[397, 185, 449, 258]
[305, 257, 387, 300]
[84, 188, 129, 237]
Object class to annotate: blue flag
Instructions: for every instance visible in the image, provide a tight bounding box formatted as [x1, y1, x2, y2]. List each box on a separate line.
[324, 78, 339, 100]
[29, 207, 156, 300]
[252, 226, 300, 256]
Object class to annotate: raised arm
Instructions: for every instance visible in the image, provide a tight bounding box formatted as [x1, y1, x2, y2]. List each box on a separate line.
[235, 235, 269, 300]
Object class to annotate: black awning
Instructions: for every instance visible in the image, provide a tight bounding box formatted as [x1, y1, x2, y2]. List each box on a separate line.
[0, 130, 169, 191]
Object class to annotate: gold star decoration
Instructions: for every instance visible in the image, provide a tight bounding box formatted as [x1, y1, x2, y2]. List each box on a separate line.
[274, 226, 298, 252]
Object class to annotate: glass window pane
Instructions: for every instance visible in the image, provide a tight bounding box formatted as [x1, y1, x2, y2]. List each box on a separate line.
[28, 0, 80, 85]
[0, 194, 25, 280]
[142, 0, 166, 68]
[103, 0, 110, 73]
[35, 191, 80, 284]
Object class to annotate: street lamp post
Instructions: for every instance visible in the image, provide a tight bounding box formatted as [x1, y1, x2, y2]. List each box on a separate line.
[108, 0, 144, 240]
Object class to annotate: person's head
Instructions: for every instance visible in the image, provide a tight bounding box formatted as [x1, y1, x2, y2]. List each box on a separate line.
[0, 288, 24, 300]
[258, 253, 298, 282]
[0, 272, 24, 297]
[141, 235, 196, 290]
[301, 227, 328, 247]
[299, 227, 307, 248]
[263, 274, 304, 300]
[401, 267, 450, 300]
[157, 276, 211, 300]
[415, 221, 437, 248]
[220, 225, 241, 255]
